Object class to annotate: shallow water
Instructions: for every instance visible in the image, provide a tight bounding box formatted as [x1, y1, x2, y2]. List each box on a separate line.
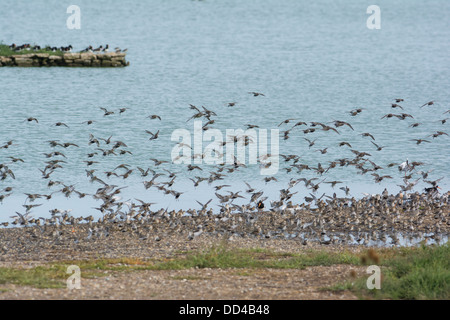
[0, 0, 449, 225]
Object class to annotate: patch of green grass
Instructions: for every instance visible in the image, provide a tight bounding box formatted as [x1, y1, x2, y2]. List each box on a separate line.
[150, 245, 361, 270]
[0, 44, 64, 57]
[0, 246, 362, 289]
[0, 258, 136, 289]
[334, 244, 450, 300]
[0, 266, 66, 289]
[7, 244, 445, 294]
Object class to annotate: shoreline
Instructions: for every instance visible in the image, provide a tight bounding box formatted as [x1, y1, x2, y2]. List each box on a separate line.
[1, 192, 448, 265]
[0, 228, 448, 300]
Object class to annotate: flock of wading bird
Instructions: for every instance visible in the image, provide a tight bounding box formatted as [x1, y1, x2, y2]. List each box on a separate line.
[0, 94, 449, 246]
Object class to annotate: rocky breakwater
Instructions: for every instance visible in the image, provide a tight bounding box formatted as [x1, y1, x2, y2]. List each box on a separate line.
[0, 52, 129, 67]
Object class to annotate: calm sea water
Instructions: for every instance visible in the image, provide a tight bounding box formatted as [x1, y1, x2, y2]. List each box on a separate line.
[0, 0, 449, 222]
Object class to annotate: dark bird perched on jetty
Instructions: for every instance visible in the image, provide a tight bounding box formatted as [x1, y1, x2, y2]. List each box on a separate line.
[60, 45, 73, 52]
[80, 46, 93, 53]
[10, 44, 30, 51]
[93, 45, 103, 52]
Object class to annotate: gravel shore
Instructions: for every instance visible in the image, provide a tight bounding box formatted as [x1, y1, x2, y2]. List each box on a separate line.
[0, 226, 368, 300]
[0, 222, 366, 267]
[0, 199, 447, 300]
[0, 264, 365, 300]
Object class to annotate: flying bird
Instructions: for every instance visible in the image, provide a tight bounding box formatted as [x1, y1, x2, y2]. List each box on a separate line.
[420, 101, 435, 108]
[248, 92, 265, 97]
[146, 130, 160, 140]
[360, 132, 375, 140]
[148, 115, 161, 120]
